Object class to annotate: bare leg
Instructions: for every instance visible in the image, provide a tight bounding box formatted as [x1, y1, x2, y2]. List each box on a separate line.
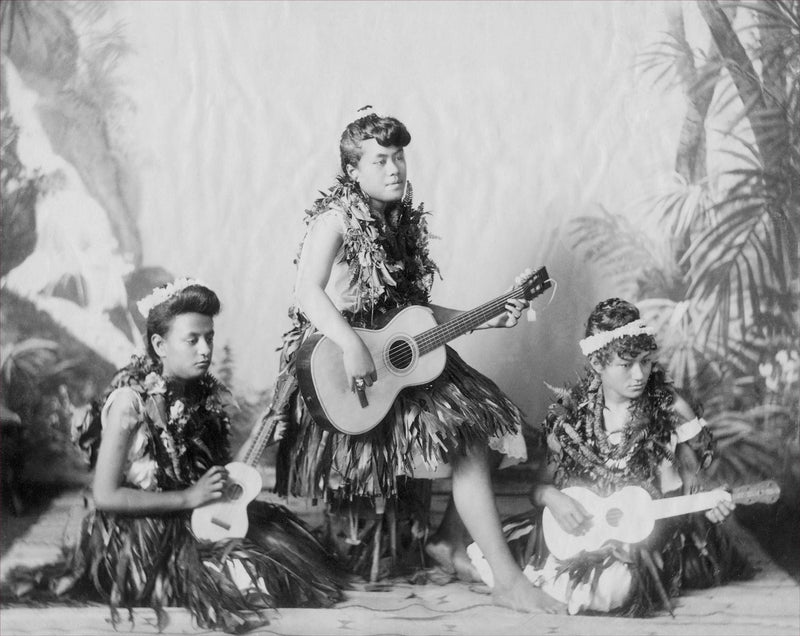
[449, 445, 564, 613]
[427, 450, 506, 580]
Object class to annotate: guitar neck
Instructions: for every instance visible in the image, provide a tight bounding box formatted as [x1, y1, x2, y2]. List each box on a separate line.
[238, 376, 295, 467]
[415, 287, 528, 355]
[240, 417, 277, 467]
[651, 481, 779, 520]
[652, 490, 731, 520]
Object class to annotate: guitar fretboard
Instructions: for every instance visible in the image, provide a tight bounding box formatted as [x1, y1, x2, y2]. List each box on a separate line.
[414, 272, 550, 355]
[239, 378, 294, 466]
[651, 481, 780, 519]
[241, 416, 276, 467]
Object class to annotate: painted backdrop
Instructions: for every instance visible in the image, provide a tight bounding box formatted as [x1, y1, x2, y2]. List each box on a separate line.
[2, 1, 797, 488]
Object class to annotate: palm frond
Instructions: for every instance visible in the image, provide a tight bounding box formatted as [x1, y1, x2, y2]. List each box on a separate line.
[652, 175, 713, 239]
[569, 207, 676, 298]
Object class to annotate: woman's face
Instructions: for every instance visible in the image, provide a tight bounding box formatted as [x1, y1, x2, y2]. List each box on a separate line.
[152, 312, 214, 380]
[346, 139, 407, 204]
[594, 349, 654, 404]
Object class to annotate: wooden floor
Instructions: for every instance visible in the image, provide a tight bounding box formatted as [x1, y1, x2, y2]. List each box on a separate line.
[1, 488, 798, 636]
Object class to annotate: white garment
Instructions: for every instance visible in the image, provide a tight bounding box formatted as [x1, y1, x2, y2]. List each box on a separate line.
[467, 539, 633, 614]
[102, 388, 158, 491]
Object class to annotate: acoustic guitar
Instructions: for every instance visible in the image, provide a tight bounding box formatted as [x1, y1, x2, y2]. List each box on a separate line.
[542, 480, 780, 560]
[297, 267, 552, 435]
[190, 376, 295, 541]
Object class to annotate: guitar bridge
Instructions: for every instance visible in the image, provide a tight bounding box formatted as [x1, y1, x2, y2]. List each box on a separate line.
[211, 517, 231, 530]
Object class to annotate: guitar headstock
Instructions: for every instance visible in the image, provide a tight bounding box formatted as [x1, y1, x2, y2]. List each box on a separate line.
[514, 267, 552, 302]
[732, 480, 781, 505]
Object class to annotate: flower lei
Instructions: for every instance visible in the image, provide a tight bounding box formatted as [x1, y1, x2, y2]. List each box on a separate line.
[97, 356, 232, 488]
[294, 177, 440, 325]
[543, 365, 677, 497]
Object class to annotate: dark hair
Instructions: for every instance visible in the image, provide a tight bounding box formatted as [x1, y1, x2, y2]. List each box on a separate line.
[339, 114, 411, 174]
[145, 284, 221, 362]
[585, 297, 657, 366]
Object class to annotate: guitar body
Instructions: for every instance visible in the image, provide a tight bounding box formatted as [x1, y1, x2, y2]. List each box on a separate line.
[191, 462, 263, 542]
[297, 305, 447, 435]
[542, 480, 779, 560]
[542, 486, 656, 560]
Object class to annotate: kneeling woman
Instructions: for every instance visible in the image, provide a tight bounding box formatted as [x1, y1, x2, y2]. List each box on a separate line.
[469, 298, 752, 616]
[11, 280, 346, 632]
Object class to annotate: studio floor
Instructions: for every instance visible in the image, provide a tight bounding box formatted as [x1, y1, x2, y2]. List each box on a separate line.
[1, 486, 798, 636]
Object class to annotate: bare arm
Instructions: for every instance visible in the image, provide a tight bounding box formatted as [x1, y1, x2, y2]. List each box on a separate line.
[529, 462, 593, 536]
[294, 214, 376, 388]
[673, 394, 703, 494]
[672, 394, 733, 524]
[92, 391, 227, 514]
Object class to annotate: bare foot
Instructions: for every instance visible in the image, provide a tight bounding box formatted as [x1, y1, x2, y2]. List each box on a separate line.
[492, 575, 565, 614]
[425, 540, 483, 582]
[424, 540, 456, 574]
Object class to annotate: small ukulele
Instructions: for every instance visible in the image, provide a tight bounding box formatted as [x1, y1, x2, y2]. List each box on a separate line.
[190, 376, 295, 541]
[297, 267, 552, 435]
[542, 481, 780, 560]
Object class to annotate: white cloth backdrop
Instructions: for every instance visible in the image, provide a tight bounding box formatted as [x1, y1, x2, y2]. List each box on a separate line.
[10, 0, 703, 423]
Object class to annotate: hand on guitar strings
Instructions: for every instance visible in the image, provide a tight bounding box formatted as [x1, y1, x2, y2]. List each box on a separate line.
[484, 297, 530, 329]
[483, 269, 537, 329]
[342, 337, 378, 393]
[186, 465, 229, 509]
[544, 487, 594, 536]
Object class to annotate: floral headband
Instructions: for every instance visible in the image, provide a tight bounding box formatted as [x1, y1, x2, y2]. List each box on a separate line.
[136, 277, 206, 318]
[578, 319, 656, 356]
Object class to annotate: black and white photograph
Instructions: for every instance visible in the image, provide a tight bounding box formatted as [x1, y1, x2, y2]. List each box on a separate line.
[0, 1, 798, 634]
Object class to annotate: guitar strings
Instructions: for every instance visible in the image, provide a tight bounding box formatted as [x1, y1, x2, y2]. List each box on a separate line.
[362, 283, 542, 381]
[362, 287, 523, 378]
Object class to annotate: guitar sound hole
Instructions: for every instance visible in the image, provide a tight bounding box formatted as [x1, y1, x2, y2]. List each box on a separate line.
[388, 339, 414, 370]
[227, 483, 244, 501]
[606, 507, 623, 527]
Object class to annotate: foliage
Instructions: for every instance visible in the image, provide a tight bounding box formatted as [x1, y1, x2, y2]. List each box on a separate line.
[0, 337, 89, 483]
[0, 1, 145, 485]
[570, 0, 799, 488]
[0, 105, 47, 276]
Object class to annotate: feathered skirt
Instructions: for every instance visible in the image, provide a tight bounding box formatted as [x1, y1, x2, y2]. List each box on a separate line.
[468, 507, 754, 617]
[274, 322, 527, 501]
[6, 501, 347, 633]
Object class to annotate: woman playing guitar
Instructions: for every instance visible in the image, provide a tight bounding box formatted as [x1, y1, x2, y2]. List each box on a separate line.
[468, 297, 754, 615]
[269, 110, 562, 613]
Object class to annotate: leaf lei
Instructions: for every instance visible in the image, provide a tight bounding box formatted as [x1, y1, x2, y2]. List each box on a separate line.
[297, 177, 440, 324]
[101, 356, 232, 489]
[543, 365, 677, 497]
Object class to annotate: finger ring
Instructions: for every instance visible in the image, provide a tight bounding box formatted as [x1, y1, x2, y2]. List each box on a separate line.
[355, 378, 365, 389]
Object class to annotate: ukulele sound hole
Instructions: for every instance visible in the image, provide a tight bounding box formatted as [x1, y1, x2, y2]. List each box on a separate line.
[387, 339, 414, 370]
[226, 483, 244, 501]
[606, 508, 623, 527]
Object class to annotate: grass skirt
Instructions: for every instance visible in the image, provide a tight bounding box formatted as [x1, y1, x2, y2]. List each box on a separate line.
[275, 338, 525, 501]
[5, 501, 347, 633]
[485, 507, 754, 617]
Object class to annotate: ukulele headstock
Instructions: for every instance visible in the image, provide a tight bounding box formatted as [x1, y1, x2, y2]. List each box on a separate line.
[732, 480, 781, 505]
[515, 267, 552, 302]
